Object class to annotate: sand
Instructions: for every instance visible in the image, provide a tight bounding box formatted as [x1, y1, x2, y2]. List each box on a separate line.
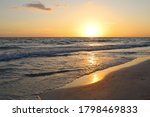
[40, 56, 150, 100]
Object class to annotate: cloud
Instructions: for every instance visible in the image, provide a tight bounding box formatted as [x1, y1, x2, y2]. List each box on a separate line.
[23, 2, 51, 11]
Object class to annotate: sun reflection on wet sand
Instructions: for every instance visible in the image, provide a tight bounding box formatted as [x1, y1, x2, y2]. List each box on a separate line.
[62, 70, 105, 88]
[91, 73, 103, 84]
[62, 56, 150, 89]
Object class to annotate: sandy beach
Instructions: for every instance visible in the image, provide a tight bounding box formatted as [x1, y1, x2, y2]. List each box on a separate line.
[40, 56, 150, 100]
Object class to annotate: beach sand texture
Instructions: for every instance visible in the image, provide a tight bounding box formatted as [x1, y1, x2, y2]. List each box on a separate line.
[40, 56, 150, 100]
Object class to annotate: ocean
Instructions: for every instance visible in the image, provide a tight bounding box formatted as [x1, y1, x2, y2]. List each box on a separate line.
[0, 37, 150, 99]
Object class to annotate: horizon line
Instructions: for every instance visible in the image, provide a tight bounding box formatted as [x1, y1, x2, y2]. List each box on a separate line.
[0, 36, 150, 38]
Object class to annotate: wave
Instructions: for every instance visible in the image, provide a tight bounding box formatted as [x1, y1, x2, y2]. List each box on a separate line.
[25, 69, 81, 77]
[1, 37, 149, 46]
[0, 43, 150, 62]
[0, 46, 21, 50]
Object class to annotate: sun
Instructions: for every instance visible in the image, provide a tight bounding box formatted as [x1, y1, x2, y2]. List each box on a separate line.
[79, 22, 102, 37]
[85, 25, 98, 37]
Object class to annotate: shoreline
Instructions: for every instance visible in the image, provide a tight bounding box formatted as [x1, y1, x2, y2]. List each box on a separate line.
[40, 56, 150, 100]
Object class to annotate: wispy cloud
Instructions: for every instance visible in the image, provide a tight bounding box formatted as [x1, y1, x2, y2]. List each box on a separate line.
[23, 2, 52, 11]
[10, 1, 68, 12]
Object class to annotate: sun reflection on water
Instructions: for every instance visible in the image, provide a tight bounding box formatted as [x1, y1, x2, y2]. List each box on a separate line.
[88, 43, 105, 46]
[88, 52, 97, 65]
[63, 56, 150, 89]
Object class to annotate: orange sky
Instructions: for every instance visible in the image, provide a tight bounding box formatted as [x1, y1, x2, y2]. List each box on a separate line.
[0, 0, 150, 37]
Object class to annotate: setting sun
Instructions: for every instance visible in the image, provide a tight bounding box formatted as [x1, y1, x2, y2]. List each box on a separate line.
[79, 22, 103, 37]
[85, 25, 98, 37]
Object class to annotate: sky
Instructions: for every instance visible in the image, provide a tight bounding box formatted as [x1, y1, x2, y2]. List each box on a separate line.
[0, 0, 150, 37]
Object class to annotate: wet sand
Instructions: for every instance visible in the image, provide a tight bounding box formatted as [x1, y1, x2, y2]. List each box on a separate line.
[40, 57, 150, 100]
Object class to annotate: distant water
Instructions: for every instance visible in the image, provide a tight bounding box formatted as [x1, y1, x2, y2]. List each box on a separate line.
[0, 37, 150, 99]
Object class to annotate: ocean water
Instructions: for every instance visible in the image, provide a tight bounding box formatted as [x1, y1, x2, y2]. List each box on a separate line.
[0, 37, 150, 99]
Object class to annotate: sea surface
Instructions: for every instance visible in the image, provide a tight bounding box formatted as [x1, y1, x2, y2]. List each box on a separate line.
[0, 37, 150, 99]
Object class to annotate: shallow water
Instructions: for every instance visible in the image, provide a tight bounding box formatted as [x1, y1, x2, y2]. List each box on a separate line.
[0, 37, 150, 99]
[63, 56, 150, 88]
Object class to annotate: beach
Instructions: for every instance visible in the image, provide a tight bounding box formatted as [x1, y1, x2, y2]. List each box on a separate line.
[40, 56, 150, 100]
[0, 37, 150, 99]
